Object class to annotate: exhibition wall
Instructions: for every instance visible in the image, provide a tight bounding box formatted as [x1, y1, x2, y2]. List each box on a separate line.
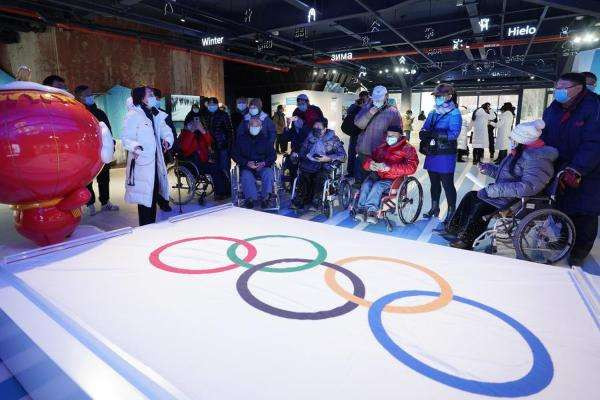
[572, 47, 600, 91]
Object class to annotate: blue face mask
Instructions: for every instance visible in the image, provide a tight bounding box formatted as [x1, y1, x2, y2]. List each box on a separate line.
[554, 89, 570, 103]
[435, 96, 446, 106]
[587, 84, 596, 93]
[298, 103, 308, 112]
[208, 104, 218, 113]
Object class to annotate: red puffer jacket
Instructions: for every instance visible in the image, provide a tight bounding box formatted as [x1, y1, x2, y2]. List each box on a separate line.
[363, 139, 419, 180]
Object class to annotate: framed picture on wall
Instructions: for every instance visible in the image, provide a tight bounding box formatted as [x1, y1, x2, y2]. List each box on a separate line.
[170, 94, 201, 122]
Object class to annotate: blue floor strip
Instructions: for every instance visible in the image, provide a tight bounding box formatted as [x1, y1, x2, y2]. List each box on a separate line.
[0, 376, 27, 400]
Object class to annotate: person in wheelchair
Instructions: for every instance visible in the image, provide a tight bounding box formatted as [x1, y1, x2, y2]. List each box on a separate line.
[232, 117, 277, 210]
[441, 120, 558, 250]
[178, 119, 226, 201]
[354, 126, 419, 224]
[291, 117, 346, 210]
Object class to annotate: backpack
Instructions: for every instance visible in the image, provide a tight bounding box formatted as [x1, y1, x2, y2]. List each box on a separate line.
[341, 104, 361, 137]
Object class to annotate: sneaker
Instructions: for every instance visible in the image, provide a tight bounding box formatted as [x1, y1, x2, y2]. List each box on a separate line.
[366, 211, 378, 224]
[261, 199, 269, 209]
[354, 211, 366, 222]
[244, 200, 254, 209]
[86, 204, 97, 216]
[101, 201, 120, 212]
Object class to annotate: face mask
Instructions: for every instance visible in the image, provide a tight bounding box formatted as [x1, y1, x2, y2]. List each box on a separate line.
[249, 107, 259, 116]
[208, 105, 218, 113]
[237, 103, 247, 111]
[249, 126, 261, 136]
[146, 96, 158, 108]
[84, 96, 94, 106]
[386, 136, 399, 146]
[587, 84, 596, 93]
[554, 88, 570, 103]
[192, 107, 199, 113]
[298, 103, 307, 112]
[373, 100, 384, 108]
[435, 96, 446, 106]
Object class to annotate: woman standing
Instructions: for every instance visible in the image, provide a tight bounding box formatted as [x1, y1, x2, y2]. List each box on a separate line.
[470, 102, 495, 164]
[420, 83, 462, 225]
[122, 86, 174, 226]
[492, 102, 515, 164]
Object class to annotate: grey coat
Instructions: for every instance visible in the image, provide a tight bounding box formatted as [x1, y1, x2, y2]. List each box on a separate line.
[478, 145, 558, 208]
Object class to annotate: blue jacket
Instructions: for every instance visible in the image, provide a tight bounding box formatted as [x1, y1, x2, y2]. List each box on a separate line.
[541, 90, 600, 214]
[299, 129, 346, 174]
[232, 129, 276, 170]
[422, 106, 462, 174]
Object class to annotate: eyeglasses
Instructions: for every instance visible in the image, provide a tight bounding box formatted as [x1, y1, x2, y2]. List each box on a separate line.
[554, 84, 580, 90]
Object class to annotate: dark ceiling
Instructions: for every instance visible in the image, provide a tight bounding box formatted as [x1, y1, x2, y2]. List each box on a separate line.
[1, 0, 600, 91]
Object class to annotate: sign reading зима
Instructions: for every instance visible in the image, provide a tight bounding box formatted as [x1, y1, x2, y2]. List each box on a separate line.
[330, 52, 353, 62]
[202, 36, 224, 47]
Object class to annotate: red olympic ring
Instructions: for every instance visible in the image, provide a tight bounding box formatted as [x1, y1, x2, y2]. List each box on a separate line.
[149, 236, 257, 274]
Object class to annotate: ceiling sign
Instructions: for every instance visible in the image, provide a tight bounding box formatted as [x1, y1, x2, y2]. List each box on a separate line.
[202, 36, 224, 46]
[308, 8, 316, 23]
[330, 52, 353, 62]
[507, 25, 537, 37]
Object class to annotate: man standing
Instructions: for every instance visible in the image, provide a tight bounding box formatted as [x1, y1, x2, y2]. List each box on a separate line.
[74, 85, 119, 215]
[541, 72, 600, 266]
[273, 104, 288, 154]
[341, 90, 369, 178]
[231, 97, 248, 132]
[354, 85, 402, 183]
[206, 97, 234, 199]
[402, 109, 414, 141]
[582, 71, 598, 99]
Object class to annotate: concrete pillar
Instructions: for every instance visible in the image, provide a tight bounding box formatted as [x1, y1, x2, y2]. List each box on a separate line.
[400, 87, 412, 114]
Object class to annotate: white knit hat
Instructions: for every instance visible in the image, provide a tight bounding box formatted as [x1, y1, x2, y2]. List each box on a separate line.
[510, 119, 545, 144]
[372, 85, 388, 101]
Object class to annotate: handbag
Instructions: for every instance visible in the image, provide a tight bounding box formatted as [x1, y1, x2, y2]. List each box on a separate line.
[418, 110, 456, 156]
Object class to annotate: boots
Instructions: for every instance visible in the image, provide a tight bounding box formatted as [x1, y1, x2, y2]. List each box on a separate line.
[443, 206, 456, 226]
[423, 201, 440, 219]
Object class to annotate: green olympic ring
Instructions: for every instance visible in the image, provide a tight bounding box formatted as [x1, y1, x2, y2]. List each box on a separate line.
[226, 234, 327, 273]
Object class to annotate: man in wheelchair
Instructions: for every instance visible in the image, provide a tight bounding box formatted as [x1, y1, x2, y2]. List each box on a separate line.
[354, 126, 419, 224]
[232, 117, 277, 209]
[440, 120, 559, 250]
[291, 117, 346, 210]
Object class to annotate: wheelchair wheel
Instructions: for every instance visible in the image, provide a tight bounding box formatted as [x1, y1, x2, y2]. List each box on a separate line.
[396, 176, 423, 225]
[167, 163, 195, 205]
[513, 208, 575, 264]
[230, 167, 240, 206]
[339, 180, 352, 210]
[195, 174, 214, 204]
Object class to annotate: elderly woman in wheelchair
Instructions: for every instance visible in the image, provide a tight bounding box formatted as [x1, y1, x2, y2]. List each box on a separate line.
[440, 120, 560, 252]
[291, 117, 346, 211]
[353, 126, 419, 224]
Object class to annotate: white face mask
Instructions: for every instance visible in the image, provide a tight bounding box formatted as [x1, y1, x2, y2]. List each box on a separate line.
[249, 107, 259, 116]
[249, 126, 261, 136]
[146, 96, 158, 108]
[386, 136, 399, 146]
[84, 96, 94, 106]
[237, 103, 247, 111]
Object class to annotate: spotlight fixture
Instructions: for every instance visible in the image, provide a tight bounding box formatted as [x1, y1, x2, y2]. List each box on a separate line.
[394, 67, 400, 73]
[180, 17, 186, 23]
[332, 69, 337, 74]
[530, 75, 535, 79]
[572, 32, 599, 44]
[576, 16, 584, 21]
[379, 70, 383, 74]
[436, 80, 440, 83]
[313, 71, 317, 76]
[420, 82, 424, 85]
[385, 69, 389, 73]
[477, 78, 481, 82]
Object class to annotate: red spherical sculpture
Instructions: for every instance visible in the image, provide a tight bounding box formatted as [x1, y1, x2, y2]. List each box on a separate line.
[0, 84, 103, 245]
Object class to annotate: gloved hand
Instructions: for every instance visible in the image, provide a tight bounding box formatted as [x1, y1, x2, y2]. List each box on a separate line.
[559, 167, 581, 190]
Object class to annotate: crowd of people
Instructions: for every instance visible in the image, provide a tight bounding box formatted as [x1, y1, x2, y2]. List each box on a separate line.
[40, 70, 599, 266]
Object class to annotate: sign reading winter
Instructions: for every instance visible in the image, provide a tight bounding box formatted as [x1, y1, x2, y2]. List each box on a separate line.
[330, 52, 353, 62]
[201, 36, 224, 47]
[507, 25, 537, 37]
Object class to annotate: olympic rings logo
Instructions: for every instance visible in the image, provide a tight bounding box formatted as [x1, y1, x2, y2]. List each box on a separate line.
[149, 235, 553, 397]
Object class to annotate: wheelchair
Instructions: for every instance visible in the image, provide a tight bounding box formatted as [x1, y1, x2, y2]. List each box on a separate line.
[472, 174, 575, 264]
[348, 175, 423, 232]
[166, 157, 214, 205]
[290, 162, 352, 219]
[230, 164, 283, 212]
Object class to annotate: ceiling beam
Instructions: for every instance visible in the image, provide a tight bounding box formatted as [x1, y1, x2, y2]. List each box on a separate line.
[495, 61, 555, 82]
[411, 61, 470, 88]
[523, 0, 600, 18]
[352, 0, 434, 63]
[465, 2, 486, 60]
[521, 6, 549, 63]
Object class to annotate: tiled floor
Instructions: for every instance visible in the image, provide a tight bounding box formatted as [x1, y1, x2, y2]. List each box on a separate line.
[1, 152, 598, 397]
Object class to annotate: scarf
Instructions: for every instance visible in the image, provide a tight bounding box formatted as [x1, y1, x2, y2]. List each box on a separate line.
[559, 89, 586, 125]
[510, 139, 545, 156]
[435, 101, 455, 115]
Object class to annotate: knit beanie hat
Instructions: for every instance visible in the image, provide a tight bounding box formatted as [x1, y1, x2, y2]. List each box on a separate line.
[510, 119, 545, 144]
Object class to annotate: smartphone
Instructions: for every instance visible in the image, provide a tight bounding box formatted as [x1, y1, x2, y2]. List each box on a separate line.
[313, 154, 322, 159]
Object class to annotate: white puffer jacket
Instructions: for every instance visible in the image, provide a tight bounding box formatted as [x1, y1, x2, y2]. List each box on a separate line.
[122, 105, 174, 208]
[457, 109, 470, 150]
[469, 108, 495, 148]
[492, 111, 514, 151]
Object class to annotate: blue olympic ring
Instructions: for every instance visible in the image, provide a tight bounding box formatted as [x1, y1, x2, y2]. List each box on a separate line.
[368, 290, 554, 398]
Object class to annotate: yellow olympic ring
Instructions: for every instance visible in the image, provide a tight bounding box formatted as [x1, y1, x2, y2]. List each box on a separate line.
[324, 256, 453, 314]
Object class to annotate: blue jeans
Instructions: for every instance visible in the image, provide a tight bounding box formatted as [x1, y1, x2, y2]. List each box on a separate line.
[358, 177, 392, 212]
[240, 167, 274, 201]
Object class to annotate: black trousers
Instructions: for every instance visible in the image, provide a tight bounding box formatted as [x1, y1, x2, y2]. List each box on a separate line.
[276, 135, 288, 153]
[137, 167, 159, 226]
[87, 164, 111, 206]
[428, 171, 457, 209]
[473, 148, 484, 163]
[346, 135, 358, 176]
[495, 150, 508, 163]
[569, 213, 599, 259]
[447, 191, 496, 245]
[294, 170, 328, 207]
[488, 128, 495, 157]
